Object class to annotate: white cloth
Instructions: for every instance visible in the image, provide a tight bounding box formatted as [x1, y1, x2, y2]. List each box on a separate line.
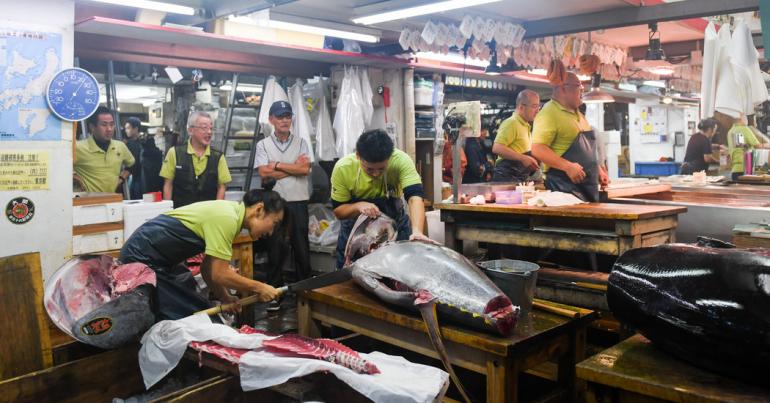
[315, 97, 337, 161]
[334, 66, 367, 157]
[715, 22, 769, 118]
[288, 79, 316, 163]
[700, 22, 718, 119]
[527, 191, 588, 207]
[138, 314, 448, 403]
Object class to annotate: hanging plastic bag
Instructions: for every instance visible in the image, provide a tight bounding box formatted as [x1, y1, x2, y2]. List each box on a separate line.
[316, 97, 337, 161]
[333, 66, 366, 157]
[308, 203, 339, 247]
[289, 78, 316, 162]
[258, 75, 288, 137]
[359, 67, 374, 127]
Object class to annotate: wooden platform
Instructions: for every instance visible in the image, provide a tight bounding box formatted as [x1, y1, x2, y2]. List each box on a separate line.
[437, 202, 685, 257]
[298, 281, 597, 403]
[577, 334, 770, 402]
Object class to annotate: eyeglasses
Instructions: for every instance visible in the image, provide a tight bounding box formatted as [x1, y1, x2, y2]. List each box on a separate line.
[191, 125, 213, 132]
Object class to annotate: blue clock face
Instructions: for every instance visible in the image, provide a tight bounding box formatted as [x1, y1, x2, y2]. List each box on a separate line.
[46, 68, 101, 122]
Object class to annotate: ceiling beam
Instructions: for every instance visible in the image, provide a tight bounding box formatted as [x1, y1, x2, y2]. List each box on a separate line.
[628, 33, 764, 59]
[523, 0, 760, 39]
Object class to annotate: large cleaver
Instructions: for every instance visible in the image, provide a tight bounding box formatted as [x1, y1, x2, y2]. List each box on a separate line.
[196, 269, 352, 316]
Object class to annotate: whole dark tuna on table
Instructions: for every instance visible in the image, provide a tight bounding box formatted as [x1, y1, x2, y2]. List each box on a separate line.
[607, 239, 770, 384]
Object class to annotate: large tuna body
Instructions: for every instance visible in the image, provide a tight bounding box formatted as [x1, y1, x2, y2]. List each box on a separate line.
[349, 241, 518, 336]
[608, 242, 770, 383]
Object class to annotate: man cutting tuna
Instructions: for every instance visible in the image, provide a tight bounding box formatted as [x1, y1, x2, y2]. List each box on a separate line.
[330, 129, 432, 269]
[119, 179, 284, 320]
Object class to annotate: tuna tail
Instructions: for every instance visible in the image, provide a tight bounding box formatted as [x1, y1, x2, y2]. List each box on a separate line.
[418, 300, 473, 403]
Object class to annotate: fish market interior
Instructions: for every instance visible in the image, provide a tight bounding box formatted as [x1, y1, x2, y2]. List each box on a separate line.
[4, 0, 770, 401]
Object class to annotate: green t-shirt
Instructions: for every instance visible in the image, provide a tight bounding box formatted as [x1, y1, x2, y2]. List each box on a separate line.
[494, 112, 532, 164]
[165, 200, 245, 260]
[160, 141, 232, 184]
[727, 125, 760, 173]
[331, 149, 422, 202]
[532, 100, 592, 172]
[74, 136, 135, 193]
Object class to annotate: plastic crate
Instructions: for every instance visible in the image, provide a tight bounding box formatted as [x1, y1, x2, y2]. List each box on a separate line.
[634, 162, 681, 176]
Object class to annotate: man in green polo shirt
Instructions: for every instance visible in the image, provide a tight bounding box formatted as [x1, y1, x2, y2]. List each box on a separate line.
[531, 73, 609, 202]
[727, 116, 768, 180]
[330, 129, 431, 269]
[160, 111, 231, 208]
[492, 89, 541, 182]
[74, 106, 135, 193]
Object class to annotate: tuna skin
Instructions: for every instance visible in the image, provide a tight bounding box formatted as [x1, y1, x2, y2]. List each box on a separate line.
[608, 243, 770, 384]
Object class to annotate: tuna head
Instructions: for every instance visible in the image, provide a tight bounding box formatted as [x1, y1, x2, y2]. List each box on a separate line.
[349, 241, 518, 336]
[343, 214, 397, 267]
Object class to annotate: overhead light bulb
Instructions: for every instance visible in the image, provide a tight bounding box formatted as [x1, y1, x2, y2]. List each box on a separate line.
[352, 0, 503, 25]
[662, 95, 673, 104]
[86, 0, 195, 15]
[228, 12, 380, 43]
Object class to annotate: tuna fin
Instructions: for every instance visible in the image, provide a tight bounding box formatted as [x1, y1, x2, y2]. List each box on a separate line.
[418, 300, 473, 403]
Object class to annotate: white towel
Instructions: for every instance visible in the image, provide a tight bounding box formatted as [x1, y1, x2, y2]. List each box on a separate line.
[138, 314, 448, 403]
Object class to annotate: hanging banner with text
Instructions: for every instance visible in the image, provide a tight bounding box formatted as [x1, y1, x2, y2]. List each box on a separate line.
[0, 151, 49, 190]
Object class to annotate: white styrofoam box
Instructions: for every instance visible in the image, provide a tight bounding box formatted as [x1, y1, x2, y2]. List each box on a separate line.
[73, 230, 124, 255]
[73, 202, 124, 226]
[414, 87, 433, 107]
[123, 200, 174, 240]
[425, 210, 444, 245]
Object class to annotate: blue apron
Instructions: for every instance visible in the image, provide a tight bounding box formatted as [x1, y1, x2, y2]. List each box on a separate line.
[544, 129, 600, 202]
[335, 167, 411, 269]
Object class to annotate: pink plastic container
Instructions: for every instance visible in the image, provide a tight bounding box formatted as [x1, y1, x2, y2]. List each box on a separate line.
[494, 190, 522, 205]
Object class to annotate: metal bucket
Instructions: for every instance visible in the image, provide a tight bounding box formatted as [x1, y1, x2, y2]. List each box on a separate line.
[479, 259, 539, 317]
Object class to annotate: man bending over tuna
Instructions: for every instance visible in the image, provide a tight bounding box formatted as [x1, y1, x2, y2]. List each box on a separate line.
[330, 129, 432, 269]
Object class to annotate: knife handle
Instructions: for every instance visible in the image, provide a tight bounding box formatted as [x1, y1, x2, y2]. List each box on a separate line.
[195, 286, 289, 316]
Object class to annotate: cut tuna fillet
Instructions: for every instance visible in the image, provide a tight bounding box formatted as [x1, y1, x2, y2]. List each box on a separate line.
[263, 334, 380, 374]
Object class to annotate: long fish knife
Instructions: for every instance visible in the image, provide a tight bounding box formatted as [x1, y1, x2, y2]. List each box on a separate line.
[196, 269, 352, 316]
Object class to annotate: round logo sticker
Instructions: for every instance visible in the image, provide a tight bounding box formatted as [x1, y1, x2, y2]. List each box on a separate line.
[5, 197, 35, 224]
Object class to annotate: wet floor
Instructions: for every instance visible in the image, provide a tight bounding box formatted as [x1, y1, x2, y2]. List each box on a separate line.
[251, 294, 299, 334]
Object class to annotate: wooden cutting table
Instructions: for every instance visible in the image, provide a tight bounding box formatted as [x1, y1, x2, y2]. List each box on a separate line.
[576, 334, 770, 402]
[437, 203, 686, 258]
[298, 281, 597, 403]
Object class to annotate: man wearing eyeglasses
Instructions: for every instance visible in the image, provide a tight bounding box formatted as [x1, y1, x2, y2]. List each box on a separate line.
[330, 129, 432, 270]
[492, 89, 542, 183]
[160, 110, 231, 208]
[74, 106, 135, 193]
[531, 73, 609, 202]
[254, 101, 312, 311]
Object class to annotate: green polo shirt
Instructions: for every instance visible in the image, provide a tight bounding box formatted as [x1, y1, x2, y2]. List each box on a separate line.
[331, 149, 422, 203]
[74, 136, 135, 193]
[165, 200, 245, 260]
[159, 141, 232, 184]
[727, 124, 760, 173]
[494, 112, 532, 164]
[532, 99, 592, 172]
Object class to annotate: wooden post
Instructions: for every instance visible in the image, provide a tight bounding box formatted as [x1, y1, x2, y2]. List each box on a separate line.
[0, 253, 52, 380]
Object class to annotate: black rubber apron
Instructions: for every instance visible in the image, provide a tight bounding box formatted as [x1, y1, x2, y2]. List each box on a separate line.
[544, 129, 600, 202]
[492, 152, 541, 183]
[119, 214, 213, 321]
[334, 168, 411, 269]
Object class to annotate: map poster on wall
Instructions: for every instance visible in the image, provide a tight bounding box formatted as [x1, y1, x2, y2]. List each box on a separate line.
[0, 23, 62, 141]
[0, 151, 49, 191]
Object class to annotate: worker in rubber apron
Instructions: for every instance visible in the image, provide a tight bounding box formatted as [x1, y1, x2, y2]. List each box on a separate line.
[330, 129, 432, 269]
[492, 89, 542, 183]
[531, 73, 609, 201]
[119, 178, 284, 321]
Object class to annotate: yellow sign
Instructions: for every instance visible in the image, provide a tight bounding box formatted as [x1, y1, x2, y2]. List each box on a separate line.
[0, 151, 49, 190]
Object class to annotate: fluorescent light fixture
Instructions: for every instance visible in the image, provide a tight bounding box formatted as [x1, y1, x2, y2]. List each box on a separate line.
[648, 66, 675, 76]
[220, 83, 263, 93]
[268, 20, 379, 43]
[577, 74, 591, 81]
[353, 0, 503, 25]
[643, 80, 666, 88]
[618, 82, 638, 92]
[414, 51, 489, 68]
[229, 12, 380, 43]
[527, 68, 547, 76]
[661, 95, 673, 104]
[86, 0, 195, 15]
